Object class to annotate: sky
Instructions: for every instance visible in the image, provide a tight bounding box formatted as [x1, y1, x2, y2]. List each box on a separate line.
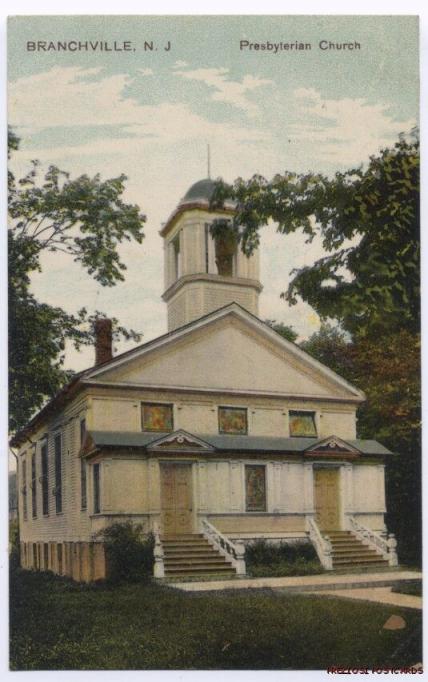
[8, 14, 419, 371]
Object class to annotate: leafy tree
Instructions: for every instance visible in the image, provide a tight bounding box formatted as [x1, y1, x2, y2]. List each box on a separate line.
[264, 319, 298, 343]
[300, 323, 353, 378]
[211, 131, 419, 339]
[9, 129, 146, 432]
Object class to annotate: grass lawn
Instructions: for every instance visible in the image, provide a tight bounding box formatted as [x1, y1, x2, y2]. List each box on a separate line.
[10, 569, 422, 670]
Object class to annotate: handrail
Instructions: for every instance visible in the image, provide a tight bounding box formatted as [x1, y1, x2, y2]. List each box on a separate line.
[152, 521, 165, 578]
[201, 518, 246, 575]
[307, 517, 333, 570]
[348, 516, 398, 567]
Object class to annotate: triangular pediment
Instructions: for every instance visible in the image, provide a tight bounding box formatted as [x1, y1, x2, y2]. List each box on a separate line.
[84, 305, 365, 402]
[304, 435, 361, 457]
[148, 430, 215, 452]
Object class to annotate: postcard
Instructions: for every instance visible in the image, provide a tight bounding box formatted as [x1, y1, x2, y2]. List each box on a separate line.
[8, 14, 421, 672]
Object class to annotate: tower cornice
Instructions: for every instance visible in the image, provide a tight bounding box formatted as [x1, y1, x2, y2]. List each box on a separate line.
[160, 202, 235, 238]
[162, 272, 263, 302]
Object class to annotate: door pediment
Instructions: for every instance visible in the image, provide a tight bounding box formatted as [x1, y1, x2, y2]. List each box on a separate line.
[148, 429, 215, 453]
[304, 435, 360, 459]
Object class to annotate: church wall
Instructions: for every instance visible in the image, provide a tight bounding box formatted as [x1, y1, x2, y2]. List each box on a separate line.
[92, 397, 141, 431]
[319, 410, 357, 439]
[166, 281, 259, 331]
[176, 401, 218, 433]
[196, 459, 307, 515]
[102, 457, 149, 513]
[87, 386, 358, 441]
[202, 282, 258, 318]
[352, 464, 386, 515]
[209, 515, 307, 535]
[353, 513, 386, 532]
[18, 398, 92, 542]
[167, 289, 188, 331]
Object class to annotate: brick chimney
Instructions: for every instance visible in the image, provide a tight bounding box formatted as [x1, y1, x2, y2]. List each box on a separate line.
[94, 318, 113, 366]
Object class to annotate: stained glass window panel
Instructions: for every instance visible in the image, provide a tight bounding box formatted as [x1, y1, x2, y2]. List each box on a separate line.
[141, 403, 173, 432]
[218, 407, 248, 435]
[245, 465, 266, 512]
[289, 411, 317, 437]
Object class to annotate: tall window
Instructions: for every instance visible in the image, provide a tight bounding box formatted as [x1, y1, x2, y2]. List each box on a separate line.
[43, 543, 49, 570]
[80, 418, 87, 510]
[218, 406, 248, 435]
[172, 232, 181, 279]
[245, 465, 267, 512]
[141, 403, 173, 432]
[54, 433, 63, 513]
[31, 449, 37, 518]
[289, 411, 317, 437]
[22, 455, 28, 521]
[205, 223, 211, 273]
[57, 544, 63, 574]
[93, 463, 101, 514]
[41, 441, 49, 516]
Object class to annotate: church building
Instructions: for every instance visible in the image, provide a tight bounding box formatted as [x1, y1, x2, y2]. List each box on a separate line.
[12, 178, 398, 581]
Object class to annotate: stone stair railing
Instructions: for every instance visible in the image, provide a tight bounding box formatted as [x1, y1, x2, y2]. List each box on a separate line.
[307, 516, 333, 570]
[201, 518, 246, 575]
[153, 521, 165, 578]
[348, 516, 398, 567]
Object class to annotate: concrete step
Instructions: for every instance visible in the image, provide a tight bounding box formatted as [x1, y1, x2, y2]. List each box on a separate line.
[333, 556, 389, 568]
[165, 561, 232, 569]
[160, 533, 238, 578]
[165, 566, 236, 576]
[162, 542, 212, 550]
[330, 543, 369, 550]
[165, 555, 226, 563]
[333, 556, 384, 563]
[162, 534, 204, 541]
[332, 548, 382, 556]
[164, 547, 219, 554]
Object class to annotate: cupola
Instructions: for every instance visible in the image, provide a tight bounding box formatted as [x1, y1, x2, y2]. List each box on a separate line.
[161, 179, 262, 331]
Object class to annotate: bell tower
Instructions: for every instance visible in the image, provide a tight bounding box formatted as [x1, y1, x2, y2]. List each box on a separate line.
[161, 179, 262, 332]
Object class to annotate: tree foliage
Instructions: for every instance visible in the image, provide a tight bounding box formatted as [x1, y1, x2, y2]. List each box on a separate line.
[9, 129, 146, 432]
[212, 131, 419, 339]
[264, 319, 298, 343]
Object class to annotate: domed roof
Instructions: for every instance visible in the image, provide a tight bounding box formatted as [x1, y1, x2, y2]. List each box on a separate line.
[180, 178, 216, 205]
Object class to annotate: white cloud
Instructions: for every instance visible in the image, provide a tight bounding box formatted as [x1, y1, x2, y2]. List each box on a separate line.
[174, 66, 272, 116]
[138, 68, 154, 76]
[173, 60, 188, 68]
[290, 88, 415, 165]
[9, 66, 270, 150]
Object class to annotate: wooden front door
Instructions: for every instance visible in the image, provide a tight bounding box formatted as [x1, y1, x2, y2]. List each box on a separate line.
[160, 463, 193, 535]
[314, 468, 340, 530]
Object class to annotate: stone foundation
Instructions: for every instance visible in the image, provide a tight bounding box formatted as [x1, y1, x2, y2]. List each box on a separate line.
[20, 541, 106, 582]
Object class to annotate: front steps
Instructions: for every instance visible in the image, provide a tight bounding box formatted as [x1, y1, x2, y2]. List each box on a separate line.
[161, 534, 236, 578]
[326, 531, 390, 570]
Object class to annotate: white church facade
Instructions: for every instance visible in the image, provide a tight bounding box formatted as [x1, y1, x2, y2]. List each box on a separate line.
[12, 179, 398, 581]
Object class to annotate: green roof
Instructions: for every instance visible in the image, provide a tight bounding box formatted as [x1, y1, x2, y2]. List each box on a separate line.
[86, 430, 392, 456]
[181, 178, 216, 204]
